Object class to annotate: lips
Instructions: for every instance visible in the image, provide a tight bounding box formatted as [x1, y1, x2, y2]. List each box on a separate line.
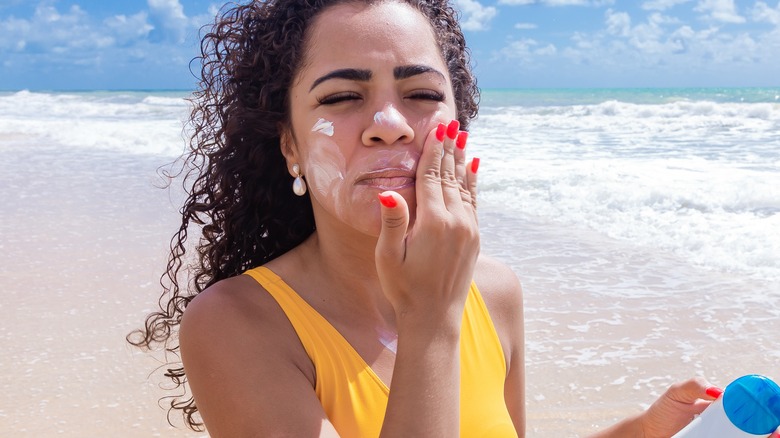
[356, 168, 416, 190]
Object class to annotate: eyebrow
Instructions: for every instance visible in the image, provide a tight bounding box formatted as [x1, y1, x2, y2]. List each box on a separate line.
[310, 68, 372, 91]
[393, 65, 446, 81]
[309, 64, 445, 91]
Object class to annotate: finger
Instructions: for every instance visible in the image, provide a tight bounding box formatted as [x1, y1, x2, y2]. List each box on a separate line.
[669, 377, 717, 403]
[440, 119, 462, 209]
[415, 124, 446, 208]
[466, 157, 479, 213]
[704, 385, 723, 400]
[454, 130, 468, 189]
[375, 191, 410, 269]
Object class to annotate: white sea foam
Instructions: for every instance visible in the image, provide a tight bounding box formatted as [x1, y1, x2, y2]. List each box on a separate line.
[0, 90, 189, 156]
[2, 90, 778, 281]
[472, 97, 780, 281]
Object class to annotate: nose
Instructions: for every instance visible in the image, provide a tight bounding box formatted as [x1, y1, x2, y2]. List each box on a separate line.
[362, 103, 415, 146]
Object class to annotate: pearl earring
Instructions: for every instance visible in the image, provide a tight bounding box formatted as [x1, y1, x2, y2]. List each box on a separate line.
[292, 163, 307, 196]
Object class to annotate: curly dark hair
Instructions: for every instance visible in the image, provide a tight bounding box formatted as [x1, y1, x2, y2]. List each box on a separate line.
[128, 0, 479, 431]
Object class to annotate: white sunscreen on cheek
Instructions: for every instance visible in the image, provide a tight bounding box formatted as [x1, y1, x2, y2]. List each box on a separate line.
[312, 118, 335, 136]
[302, 128, 351, 220]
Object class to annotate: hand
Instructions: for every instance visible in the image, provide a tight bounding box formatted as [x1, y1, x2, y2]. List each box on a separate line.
[639, 377, 721, 438]
[374, 120, 479, 326]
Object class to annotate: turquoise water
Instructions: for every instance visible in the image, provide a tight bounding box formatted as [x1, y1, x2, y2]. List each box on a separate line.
[480, 87, 780, 107]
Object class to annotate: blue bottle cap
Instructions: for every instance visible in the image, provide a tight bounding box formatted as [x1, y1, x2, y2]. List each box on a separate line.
[723, 374, 780, 435]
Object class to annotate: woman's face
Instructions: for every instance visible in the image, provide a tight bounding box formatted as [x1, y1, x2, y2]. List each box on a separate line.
[285, 0, 458, 237]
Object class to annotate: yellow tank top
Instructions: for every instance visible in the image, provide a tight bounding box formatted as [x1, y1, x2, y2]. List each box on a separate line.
[244, 267, 517, 438]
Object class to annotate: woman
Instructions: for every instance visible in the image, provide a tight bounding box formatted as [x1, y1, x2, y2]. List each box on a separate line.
[130, 0, 728, 436]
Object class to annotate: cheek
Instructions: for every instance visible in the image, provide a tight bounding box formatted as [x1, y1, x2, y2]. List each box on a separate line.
[305, 118, 343, 191]
[413, 107, 452, 137]
[304, 135, 347, 200]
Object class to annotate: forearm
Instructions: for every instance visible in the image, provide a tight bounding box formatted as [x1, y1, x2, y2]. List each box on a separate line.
[379, 313, 462, 437]
[587, 412, 644, 438]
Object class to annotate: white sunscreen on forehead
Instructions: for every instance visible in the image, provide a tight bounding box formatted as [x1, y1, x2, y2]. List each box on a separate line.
[373, 104, 404, 127]
[312, 118, 335, 136]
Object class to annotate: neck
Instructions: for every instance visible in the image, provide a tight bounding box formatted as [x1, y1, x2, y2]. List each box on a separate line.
[294, 216, 396, 326]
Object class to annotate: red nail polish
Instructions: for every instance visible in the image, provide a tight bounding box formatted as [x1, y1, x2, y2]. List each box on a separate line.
[470, 157, 480, 174]
[456, 131, 468, 150]
[435, 123, 446, 142]
[705, 386, 723, 399]
[378, 193, 397, 208]
[446, 120, 459, 139]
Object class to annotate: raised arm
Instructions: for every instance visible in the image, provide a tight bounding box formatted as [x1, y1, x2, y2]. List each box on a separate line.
[374, 120, 480, 436]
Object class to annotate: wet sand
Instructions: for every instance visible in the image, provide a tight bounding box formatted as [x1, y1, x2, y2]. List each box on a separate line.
[479, 210, 780, 434]
[2, 140, 778, 436]
[1, 142, 200, 436]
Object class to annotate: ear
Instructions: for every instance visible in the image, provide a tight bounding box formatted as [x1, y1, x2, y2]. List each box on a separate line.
[279, 121, 299, 176]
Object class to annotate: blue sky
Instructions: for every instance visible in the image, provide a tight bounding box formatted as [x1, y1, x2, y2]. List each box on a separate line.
[1, 0, 779, 90]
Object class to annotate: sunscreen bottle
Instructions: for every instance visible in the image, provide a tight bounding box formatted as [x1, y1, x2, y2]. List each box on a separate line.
[673, 375, 780, 438]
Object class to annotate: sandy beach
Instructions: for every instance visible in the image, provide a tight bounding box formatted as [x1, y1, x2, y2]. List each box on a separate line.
[480, 211, 780, 434]
[0, 142, 200, 436]
[2, 137, 778, 436]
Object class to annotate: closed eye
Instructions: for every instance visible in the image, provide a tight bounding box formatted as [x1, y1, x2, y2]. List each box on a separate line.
[407, 90, 445, 102]
[317, 92, 362, 105]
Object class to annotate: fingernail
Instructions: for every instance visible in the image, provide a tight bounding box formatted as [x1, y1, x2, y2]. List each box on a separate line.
[456, 131, 468, 150]
[446, 120, 460, 139]
[471, 157, 480, 174]
[705, 386, 723, 399]
[378, 193, 397, 208]
[435, 123, 446, 142]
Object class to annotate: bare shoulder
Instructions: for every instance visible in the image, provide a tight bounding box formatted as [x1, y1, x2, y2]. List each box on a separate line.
[474, 255, 526, 433]
[180, 274, 291, 352]
[180, 272, 313, 383]
[473, 255, 524, 372]
[179, 274, 335, 437]
[474, 254, 524, 317]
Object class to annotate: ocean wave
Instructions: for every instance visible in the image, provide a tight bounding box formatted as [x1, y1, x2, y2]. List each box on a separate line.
[474, 154, 780, 281]
[470, 92, 780, 281]
[481, 100, 779, 121]
[0, 90, 189, 156]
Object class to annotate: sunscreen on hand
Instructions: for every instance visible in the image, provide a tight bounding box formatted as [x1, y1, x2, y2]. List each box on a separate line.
[673, 375, 780, 438]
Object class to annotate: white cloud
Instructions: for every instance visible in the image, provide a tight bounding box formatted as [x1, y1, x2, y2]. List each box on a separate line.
[752, 2, 780, 26]
[498, 0, 614, 6]
[605, 9, 631, 36]
[497, 38, 558, 62]
[694, 0, 745, 23]
[543, 0, 590, 5]
[515, 22, 539, 30]
[147, 0, 189, 42]
[455, 0, 497, 31]
[105, 13, 154, 46]
[641, 0, 692, 11]
[535, 43, 558, 55]
[0, 4, 112, 53]
[0, 0, 207, 88]
[556, 4, 776, 77]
